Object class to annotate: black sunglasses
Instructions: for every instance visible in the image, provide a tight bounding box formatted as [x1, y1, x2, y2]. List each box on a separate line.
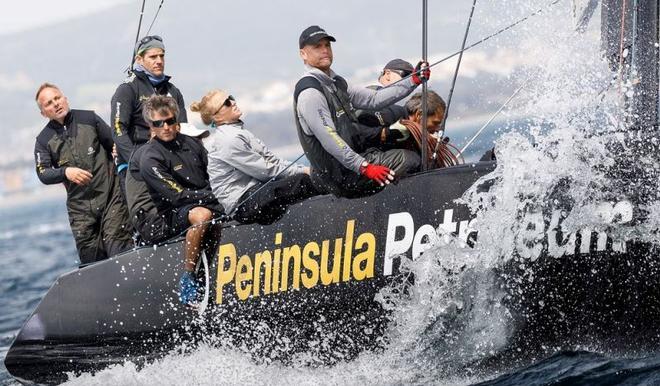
[223, 95, 235, 107]
[151, 117, 178, 128]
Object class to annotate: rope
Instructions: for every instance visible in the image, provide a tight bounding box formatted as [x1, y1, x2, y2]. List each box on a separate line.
[400, 119, 463, 168]
[432, 0, 477, 160]
[127, 0, 146, 74]
[145, 0, 165, 36]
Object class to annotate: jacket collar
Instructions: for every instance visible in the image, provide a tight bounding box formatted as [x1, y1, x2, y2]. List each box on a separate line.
[48, 110, 74, 130]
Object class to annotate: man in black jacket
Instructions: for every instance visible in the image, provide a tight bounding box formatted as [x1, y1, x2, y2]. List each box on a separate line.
[111, 35, 187, 192]
[139, 95, 222, 306]
[34, 83, 132, 264]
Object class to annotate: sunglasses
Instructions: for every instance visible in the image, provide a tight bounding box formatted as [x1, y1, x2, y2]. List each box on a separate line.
[388, 69, 412, 78]
[151, 117, 178, 128]
[223, 95, 235, 107]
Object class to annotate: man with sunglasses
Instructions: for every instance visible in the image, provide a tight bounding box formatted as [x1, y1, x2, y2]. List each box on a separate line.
[111, 35, 187, 194]
[294, 26, 429, 198]
[138, 95, 222, 306]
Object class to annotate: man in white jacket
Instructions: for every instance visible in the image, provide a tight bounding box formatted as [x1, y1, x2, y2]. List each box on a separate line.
[190, 90, 319, 225]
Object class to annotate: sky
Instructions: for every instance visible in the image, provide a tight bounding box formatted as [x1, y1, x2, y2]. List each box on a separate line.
[0, 0, 132, 35]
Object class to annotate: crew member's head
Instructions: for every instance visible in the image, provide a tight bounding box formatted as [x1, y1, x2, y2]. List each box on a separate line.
[190, 90, 241, 126]
[35, 83, 70, 124]
[143, 95, 180, 142]
[134, 35, 166, 77]
[299, 25, 335, 73]
[378, 59, 413, 87]
[405, 90, 447, 133]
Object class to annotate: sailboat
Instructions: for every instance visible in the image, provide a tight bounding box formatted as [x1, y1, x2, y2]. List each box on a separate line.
[5, 0, 659, 384]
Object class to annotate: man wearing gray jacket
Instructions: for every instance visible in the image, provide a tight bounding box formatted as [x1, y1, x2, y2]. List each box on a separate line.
[294, 26, 429, 198]
[190, 90, 318, 225]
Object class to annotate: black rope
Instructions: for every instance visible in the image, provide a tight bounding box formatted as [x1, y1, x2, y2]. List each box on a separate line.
[387, 0, 564, 89]
[432, 0, 477, 160]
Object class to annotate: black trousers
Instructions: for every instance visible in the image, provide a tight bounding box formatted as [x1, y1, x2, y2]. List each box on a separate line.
[320, 147, 421, 199]
[234, 174, 319, 225]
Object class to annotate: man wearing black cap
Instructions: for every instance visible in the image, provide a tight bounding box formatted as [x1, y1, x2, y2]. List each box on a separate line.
[110, 35, 188, 193]
[379, 58, 415, 87]
[294, 26, 430, 198]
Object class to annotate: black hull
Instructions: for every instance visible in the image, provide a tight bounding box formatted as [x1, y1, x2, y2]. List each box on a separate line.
[5, 161, 656, 383]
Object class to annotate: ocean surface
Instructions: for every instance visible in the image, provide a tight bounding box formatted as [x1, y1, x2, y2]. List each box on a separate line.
[4, 196, 660, 385]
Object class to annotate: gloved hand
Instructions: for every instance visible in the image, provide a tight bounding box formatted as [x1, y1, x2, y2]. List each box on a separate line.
[360, 162, 395, 186]
[411, 61, 431, 85]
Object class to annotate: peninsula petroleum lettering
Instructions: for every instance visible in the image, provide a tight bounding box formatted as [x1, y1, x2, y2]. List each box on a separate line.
[215, 220, 376, 304]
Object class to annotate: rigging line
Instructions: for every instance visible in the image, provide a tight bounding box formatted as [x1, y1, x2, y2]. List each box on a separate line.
[145, 0, 165, 36]
[127, 0, 147, 74]
[386, 0, 564, 89]
[458, 77, 529, 157]
[432, 0, 477, 160]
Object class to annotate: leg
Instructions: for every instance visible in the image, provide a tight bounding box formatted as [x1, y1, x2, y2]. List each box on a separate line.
[184, 207, 213, 272]
[101, 176, 134, 256]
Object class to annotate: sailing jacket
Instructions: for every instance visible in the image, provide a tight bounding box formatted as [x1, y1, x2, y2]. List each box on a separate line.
[110, 70, 187, 166]
[204, 121, 306, 214]
[34, 109, 131, 262]
[139, 133, 221, 215]
[294, 66, 417, 195]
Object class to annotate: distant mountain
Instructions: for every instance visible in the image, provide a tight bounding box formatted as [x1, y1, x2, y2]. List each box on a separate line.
[0, 0, 539, 166]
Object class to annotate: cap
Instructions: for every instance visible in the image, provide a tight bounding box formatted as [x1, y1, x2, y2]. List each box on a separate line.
[299, 25, 336, 49]
[179, 123, 209, 139]
[383, 59, 414, 75]
[135, 35, 165, 56]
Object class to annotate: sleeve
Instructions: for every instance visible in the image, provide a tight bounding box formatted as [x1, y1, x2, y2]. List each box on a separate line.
[220, 132, 304, 182]
[34, 137, 66, 185]
[348, 77, 417, 111]
[95, 113, 115, 157]
[175, 88, 188, 123]
[110, 83, 137, 166]
[296, 88, 365, 173]
[140, 147, 215, 207]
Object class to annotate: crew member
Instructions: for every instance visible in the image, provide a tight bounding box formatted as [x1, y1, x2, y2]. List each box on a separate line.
[111, 35, 187, 192]
[399, 90, 461, 169]
[139, 95, 222, 306]
[191, 90, 318, 225]
[294, 26, 429, 198]
[34, 83, 132, 264]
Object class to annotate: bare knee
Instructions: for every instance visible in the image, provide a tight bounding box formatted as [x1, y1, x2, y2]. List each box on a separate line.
[188, 207, 213, 226]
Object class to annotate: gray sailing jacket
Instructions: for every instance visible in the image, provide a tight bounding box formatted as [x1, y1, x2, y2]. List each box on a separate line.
[295, 65, 417, 173]
[204, 121, 306, 214]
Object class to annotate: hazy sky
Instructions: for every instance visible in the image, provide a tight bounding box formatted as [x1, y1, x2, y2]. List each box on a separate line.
[0, 0, 132, 35]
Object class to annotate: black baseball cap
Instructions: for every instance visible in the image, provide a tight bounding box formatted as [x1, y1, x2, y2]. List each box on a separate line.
[299, 25, 336, 49]
[383, 59, 414, 75]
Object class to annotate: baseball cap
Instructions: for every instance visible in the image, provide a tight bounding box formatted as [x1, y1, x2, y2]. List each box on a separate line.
[383, 59, 414, 76]
[299, 25, 336, 49]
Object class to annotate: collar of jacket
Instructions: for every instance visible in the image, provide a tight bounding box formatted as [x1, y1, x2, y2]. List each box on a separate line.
[134, 70, 172, 86]
[304, 64, 339, 87]
[48, 110, 74, 130]
[217, 120, 244, 130]
[154, 133, 183, 149]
